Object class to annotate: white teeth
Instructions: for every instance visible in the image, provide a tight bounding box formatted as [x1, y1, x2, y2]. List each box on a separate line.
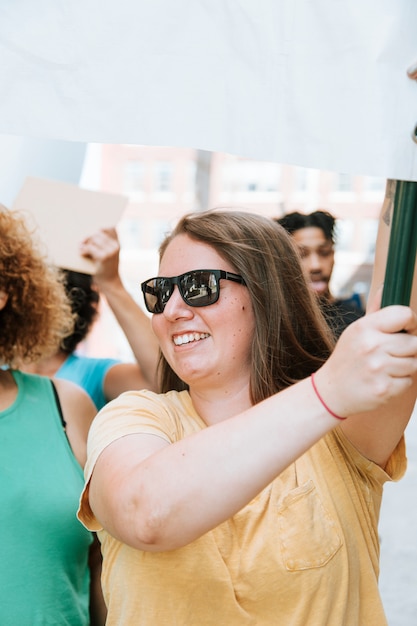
[173, 332, 209, 346]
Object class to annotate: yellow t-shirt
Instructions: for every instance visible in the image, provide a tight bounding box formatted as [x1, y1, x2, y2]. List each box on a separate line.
[78, 389, 406, 626]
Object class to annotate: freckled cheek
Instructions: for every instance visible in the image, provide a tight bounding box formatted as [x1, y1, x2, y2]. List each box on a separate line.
[226, 299, 255, 361]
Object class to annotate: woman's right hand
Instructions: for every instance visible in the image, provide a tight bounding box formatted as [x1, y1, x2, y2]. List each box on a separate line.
[315, 303, 417, 419]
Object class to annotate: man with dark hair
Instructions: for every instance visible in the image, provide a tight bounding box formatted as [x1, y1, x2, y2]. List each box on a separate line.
[276, 210, 365, 338]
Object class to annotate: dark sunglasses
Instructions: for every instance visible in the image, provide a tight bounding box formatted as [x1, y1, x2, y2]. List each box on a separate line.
[141, 269, 246, 314]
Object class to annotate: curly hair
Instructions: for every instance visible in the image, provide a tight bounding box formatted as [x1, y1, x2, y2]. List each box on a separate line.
[156, 209, 335, 404]
[0, 207, 74, 367]
[58, 269, 100, 354]
[275, 210, 336, 244]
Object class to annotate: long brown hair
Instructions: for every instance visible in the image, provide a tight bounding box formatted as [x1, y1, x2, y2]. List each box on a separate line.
[157, 209, 335, 404]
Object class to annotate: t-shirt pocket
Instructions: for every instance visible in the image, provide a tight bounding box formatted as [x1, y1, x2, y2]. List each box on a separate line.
[277, 479, 342, 571]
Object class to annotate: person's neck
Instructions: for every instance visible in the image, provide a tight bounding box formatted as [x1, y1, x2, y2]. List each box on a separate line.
[189, 381, 252, 426]
[21, 351, 69, 377]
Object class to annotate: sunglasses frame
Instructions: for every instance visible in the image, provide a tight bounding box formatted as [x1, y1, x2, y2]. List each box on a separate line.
[141, 269, 245, 314]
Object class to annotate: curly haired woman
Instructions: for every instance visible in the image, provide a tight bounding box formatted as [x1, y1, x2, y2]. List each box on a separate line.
[0, 206, 105, 625]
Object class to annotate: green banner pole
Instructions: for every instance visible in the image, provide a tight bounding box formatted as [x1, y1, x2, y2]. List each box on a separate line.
[381, 180, 417, 307]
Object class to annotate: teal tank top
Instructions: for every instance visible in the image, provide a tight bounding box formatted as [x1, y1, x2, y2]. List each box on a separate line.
[56, 352, 119, 410]
[0, 370, 93, 625]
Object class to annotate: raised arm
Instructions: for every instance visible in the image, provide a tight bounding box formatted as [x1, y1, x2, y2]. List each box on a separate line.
[335, 179, 417, 467]
[79, 228, 160, 397]
[86, 304, 417, 551]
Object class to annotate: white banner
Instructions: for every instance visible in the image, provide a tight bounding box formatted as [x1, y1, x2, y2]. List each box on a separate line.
[0, 1, 416, 180]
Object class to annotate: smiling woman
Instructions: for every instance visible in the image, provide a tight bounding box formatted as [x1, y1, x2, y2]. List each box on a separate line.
[78, 205, 417, 626]
[151, 232, 255, 397]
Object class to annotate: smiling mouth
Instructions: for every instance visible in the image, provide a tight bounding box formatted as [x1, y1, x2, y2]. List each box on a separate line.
[173, 332, 210, 346]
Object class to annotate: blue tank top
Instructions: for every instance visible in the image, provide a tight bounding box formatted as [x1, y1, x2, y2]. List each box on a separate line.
[0, 370, 93, 625]
[56, 352, 119, 410]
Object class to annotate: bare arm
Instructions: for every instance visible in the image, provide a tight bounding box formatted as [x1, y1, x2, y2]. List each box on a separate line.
[345, 66, 417, 464]
[88, 307, 417, 551]
[80, 228, 160, 397]
[89, 377, 343, 551]
[53, 378, 97, 467]
[338, 179, 417, 466]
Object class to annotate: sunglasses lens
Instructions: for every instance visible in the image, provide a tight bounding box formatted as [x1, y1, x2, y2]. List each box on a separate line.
[180, 271, 219, 307]
[143, 278, 173, 313]
[142, 270, 225, 313]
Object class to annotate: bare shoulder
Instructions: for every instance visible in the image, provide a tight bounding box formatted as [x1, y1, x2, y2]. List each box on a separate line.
[52, 378, 98, 468]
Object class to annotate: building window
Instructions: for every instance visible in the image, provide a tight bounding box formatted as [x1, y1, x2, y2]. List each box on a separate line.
[154, 161, 173, 192]
[335, 173, 352, 192]
[361, 218, 379, 259]
[151, 219, 172, 248]
[187, 160, 197, 194]
[362, 176, 385, 192]
[118, 218, 141, 250]
[294, 167, 308, 192]
[335, 219, 355, 251]
[124, 160, 144, 193]
[221, 159, 280, 193]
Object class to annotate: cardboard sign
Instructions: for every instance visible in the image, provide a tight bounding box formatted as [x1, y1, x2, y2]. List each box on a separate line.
[12, 176, 128, 274]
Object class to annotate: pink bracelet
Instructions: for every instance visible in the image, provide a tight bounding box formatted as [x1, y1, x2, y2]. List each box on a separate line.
[311, 373, 346, 421]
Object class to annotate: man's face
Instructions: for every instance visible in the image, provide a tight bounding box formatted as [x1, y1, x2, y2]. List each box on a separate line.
[291, 227, 335, 301]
